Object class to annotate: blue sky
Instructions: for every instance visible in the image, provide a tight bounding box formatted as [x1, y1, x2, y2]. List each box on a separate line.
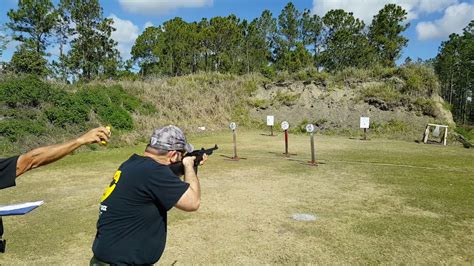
[1, 0, 473, 65]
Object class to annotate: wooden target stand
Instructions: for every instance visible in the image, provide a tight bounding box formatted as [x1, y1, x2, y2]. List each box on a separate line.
[423, 123, 448, 146]
[302, 124, 324, 166]
[222, 122, 246, 161]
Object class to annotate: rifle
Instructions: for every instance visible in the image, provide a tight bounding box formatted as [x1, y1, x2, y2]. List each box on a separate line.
[169, 144, 218, 176]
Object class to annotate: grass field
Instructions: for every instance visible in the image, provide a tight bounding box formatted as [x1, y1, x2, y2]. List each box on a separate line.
[0, 130, 473, 264]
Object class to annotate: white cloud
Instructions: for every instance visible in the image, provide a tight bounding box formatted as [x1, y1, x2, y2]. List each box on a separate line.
[144, 21, 154, 29]
[417, 0, 458, 14]
[311, 0, 459, 24]
[109, 14, 140, 60]
[119, 0, 213, 15]
[416, 2, 474, 40]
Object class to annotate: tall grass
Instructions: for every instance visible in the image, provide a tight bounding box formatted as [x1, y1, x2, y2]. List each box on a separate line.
[114, 72, 266, 141]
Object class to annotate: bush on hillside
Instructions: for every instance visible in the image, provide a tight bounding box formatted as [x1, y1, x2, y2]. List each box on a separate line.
[413, 98, 437, 117]
[398, 64, 439, 97]
[361, 83, 403, 105]
[97, 105, 134, 130]
[272, 90, 300, 106]
[261, 65, 277, 79]
[0, 75, 154, 151]
[0, 119, 46, 142]
[0, 75, 52, 108]
[44, 91, 90, 127]
[333, 67, 373, 83]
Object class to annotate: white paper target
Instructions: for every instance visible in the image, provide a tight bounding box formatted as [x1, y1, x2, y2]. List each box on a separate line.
[306, 124, 315, 133]
[360, 117, 370, 129]
[281, 121, 289, 130]
[266, 115, 274, 126]
[229, 122, 237, 130]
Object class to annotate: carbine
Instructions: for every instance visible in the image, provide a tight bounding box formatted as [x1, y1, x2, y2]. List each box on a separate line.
[169, 144, 218, 176]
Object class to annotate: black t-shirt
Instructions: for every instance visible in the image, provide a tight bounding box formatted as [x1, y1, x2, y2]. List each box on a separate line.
[0, 156, 18, 190]
[92, 154, 189, 264]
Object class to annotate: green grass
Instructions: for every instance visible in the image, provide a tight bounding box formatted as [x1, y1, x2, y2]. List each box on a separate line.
[0, 130, 472, 264]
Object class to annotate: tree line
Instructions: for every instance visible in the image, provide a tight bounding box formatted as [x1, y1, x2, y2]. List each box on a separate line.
[434, 21, 473, 124]
[131, 3, 409, 76]
[0, 1, 409, 80]
[0, 0, 472, 124]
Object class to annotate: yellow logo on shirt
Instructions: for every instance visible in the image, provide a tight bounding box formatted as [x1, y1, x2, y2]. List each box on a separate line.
[100, 170, 122, 202]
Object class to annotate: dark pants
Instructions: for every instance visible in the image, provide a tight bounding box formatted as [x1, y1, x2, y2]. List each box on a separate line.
[90, 256, 153, 266]
[90, 256, 110, 266]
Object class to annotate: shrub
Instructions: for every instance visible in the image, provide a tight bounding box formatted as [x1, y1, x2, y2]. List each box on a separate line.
[0, 119, 46, 142]
[45, 93, 89, 127]
[272, 90, 300, 106]
[76, 86, 110, 107]
[97, 105, 134, 130]
[75, 84, 153, 128]
[398, 64, 439, 97]
[413, 98, 437, 117]
[333, 67, 372, 83]
[0, 75, 52, 108]
[369, 66, 398, 79]
[261, 65, 276, 79]
[361, 83, 402, 104]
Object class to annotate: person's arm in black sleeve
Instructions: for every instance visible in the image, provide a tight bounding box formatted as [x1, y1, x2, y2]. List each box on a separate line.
[148, 168, 190, 211]
[0, 156, 19, 189]
[15, 127, 110, 177]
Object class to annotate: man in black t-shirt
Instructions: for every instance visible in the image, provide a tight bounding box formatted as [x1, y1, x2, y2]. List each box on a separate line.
[0, 126, 110, 252]
[91, 125, 204, 265]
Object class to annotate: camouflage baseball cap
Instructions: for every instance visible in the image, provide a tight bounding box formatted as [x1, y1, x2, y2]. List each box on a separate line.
[149, 125, 194, 153]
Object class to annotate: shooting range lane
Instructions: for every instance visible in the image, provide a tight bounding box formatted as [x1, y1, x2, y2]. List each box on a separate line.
[210, 151, 470, 173]
[1, 130, 472, 264]
[164, 130, 474, 264]
[209, 126, 472, 174]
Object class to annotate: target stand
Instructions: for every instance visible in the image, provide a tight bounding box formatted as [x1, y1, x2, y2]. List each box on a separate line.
[422, 123, 448, 146]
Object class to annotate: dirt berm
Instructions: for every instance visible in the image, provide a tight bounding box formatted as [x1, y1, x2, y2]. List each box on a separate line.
[248, 79, 454, 137]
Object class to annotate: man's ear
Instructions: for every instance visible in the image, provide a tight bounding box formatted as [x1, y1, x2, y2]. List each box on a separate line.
[168, 150, 178, 162]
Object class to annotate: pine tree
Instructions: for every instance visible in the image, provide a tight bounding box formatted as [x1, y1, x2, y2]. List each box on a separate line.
[368, 4, 409, 67]
[6, 0, 57, 75]
[320, 9, 373, 71]
[60, 0, 119, 80]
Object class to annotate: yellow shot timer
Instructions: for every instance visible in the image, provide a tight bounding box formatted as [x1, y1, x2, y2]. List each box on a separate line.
[101, 126, 111, 145]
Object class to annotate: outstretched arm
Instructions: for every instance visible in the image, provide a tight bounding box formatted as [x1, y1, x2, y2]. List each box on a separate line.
[16, 127, 110, 177]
